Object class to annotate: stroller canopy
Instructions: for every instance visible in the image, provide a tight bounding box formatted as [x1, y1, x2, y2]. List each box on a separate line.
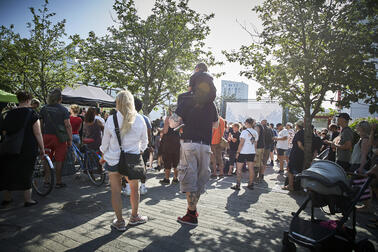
[301, 160, 350, 195]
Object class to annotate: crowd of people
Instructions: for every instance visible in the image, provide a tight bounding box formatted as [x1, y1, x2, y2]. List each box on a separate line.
[0, 62, 377, 230]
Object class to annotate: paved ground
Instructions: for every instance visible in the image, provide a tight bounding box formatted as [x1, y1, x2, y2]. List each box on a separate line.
[1, 163, 377, 252]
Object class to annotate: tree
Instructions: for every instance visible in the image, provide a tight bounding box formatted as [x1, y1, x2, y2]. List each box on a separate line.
[74, 0, 222, 114]
[0, 0, 79, 103]
[224, 0, 377, 167]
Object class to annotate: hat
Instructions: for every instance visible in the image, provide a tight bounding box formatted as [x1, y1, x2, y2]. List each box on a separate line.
[286, 122, 293, 127]
[336, 113, 352, 121]
[295, 120, 304, 127]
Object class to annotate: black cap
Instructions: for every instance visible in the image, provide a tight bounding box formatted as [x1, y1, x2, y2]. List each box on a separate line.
[336, 113, 352, 121]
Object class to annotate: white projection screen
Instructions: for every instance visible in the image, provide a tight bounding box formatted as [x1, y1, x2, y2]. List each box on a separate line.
[225, 101, 283, 124]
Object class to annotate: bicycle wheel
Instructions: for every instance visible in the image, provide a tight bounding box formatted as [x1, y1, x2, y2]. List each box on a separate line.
[32, 155, 55, 196]
[84, 149, 105, 186]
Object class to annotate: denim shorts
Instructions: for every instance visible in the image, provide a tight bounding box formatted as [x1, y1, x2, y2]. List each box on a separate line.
[104, 162, 119, 172]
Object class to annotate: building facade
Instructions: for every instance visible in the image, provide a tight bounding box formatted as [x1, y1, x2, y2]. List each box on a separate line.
[221, 80, 248, 100]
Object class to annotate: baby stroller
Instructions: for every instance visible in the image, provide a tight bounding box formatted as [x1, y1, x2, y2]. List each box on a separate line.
[282, 160, 375, 252]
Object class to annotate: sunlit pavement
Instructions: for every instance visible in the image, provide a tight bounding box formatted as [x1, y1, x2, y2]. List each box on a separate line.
[1, 163, 377, 252]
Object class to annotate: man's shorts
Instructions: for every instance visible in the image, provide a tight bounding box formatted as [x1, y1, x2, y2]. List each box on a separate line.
[262, 148, 270, 165]
[237, 154, 255, 163]
[178, 142, 211, 195]
[277, 148, 287, 156]
[43, 134, 67, 162]
[254, 148, 264, 168]
[163, 152, 180, 169]
[211, 143, 223, 166]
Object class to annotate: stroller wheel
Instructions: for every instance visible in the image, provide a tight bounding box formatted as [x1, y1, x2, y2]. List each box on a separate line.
[355, 240, 375, 252]
[282, 241, 296, 252]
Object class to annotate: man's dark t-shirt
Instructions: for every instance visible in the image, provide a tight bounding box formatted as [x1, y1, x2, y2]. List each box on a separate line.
[263, 125, 274, 149]
[256, 124, 264, 149]
[40, 104, 70, 135]
[229, 131, 241, 151]
[175, 97, 218, 145]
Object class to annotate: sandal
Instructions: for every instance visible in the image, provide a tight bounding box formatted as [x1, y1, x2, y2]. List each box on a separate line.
[231, 185, 240, 190]
[55, 183, 67, 189]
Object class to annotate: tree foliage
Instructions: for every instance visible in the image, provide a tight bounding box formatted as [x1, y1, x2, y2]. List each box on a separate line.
[0, 0, 79, 103]
[224, 0, 377, 167]
[74, 0, 222, 114]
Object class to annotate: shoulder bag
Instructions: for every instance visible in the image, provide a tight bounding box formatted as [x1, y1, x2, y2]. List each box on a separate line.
[113, 114, 146, 180]
[246, 129, 256, 144]
[0, 109, 32, 155]
[45, 109, 69, 143]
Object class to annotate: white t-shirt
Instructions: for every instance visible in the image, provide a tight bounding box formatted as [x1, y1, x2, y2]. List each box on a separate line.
[276, 128, 289, 150]
[240, 128, 259, 154]
[95, 115, 105, 125]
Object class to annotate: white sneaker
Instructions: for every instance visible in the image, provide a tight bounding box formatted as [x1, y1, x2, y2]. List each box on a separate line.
[140, 183, 147, 195]
[122, 184, 131, 196]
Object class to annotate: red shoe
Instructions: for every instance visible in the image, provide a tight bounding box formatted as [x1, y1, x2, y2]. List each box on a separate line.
[177, 210, 198, 226]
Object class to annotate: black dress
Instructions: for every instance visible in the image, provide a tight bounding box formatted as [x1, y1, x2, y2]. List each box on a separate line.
[0, 108, 39, 191]
[288, 129, 305, 175]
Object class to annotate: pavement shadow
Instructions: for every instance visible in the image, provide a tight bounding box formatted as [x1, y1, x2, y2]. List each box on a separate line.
[225, 186, 269, 219]
[65, 228, 124, 252]
[140, 225, 197, 252]
[0, 182, 116, 250]
[137, 207, 294, 252]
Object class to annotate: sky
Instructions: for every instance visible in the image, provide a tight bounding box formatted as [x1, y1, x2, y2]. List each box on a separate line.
[0, 0, 266, 99]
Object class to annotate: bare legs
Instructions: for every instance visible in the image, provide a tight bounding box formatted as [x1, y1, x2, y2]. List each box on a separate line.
[109, 172, 140, 222]
[247, 161, 255, 185]
[278, 155, 284, 172]
[164, 168, 178, 180]
[109, 172, 123, 222]
[55, 161, 63, 184]
[186, 191, 200, 211]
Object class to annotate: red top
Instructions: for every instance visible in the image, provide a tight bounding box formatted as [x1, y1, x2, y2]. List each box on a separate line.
[70, 116, 82, 135]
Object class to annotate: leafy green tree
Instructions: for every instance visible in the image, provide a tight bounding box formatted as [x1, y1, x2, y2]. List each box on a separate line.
[74, 0, 222, 114]
[224, 0, 377, 167]
[0, 0, 79, 103]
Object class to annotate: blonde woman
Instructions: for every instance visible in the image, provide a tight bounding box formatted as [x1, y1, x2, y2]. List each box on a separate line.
[100, 90, 148, 231]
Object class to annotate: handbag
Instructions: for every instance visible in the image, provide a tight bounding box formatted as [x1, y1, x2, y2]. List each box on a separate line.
[0, 109, 32, 155]
[220, 137, 229, 149]
[45, 109, 69, 143]
[113, 114, 146, 179]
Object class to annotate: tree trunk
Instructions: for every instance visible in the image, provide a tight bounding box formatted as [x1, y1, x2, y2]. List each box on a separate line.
[303, 104, 313, 169]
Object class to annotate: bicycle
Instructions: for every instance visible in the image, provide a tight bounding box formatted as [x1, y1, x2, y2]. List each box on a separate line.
[32, 152, 55, 196]
[67, 140, 105, 186]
